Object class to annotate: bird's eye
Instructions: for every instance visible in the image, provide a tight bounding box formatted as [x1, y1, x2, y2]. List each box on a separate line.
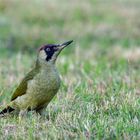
[46, 48, 50, 52]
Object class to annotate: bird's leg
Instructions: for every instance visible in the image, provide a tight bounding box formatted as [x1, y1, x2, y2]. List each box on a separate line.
[19, 109, 27, 121]
[36, 107, 47, 116]
[36, 103, 49, 117]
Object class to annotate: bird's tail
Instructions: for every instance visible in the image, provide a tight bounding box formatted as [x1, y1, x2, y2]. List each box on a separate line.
[0, 106, 15, 116]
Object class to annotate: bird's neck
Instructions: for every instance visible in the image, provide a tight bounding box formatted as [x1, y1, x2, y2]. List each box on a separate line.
[36, 58, 56, 72]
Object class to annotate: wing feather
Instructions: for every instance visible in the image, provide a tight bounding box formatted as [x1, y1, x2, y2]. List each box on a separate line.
[11, 66, 39, 101]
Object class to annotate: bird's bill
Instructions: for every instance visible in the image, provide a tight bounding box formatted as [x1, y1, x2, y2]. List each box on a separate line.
[57, 40, 73, 50]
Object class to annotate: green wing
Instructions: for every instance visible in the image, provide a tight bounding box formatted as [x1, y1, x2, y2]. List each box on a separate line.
[11, 67, 39, 101]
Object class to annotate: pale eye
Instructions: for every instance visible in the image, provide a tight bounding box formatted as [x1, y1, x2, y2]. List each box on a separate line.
[46, 48, 50, 52]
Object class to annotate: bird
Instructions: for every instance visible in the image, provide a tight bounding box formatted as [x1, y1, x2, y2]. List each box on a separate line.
[0, 40, 73, 117]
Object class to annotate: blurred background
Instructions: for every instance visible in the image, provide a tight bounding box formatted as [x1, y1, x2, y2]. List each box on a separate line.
[0, 0, 140, 139]
[0, 0, 140, 52]
[0, 0, 140, 86]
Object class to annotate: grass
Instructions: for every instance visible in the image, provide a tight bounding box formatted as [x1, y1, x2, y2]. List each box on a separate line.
[0, 0, 140, 139]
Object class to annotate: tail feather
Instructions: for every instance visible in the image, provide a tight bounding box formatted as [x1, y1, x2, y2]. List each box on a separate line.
[0, 106, 15, 115]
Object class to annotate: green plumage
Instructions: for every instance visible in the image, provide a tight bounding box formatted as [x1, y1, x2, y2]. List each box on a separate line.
[11, 59, 60, 112]
[0, 57, 61, 116]
[11, 65, 40, 101]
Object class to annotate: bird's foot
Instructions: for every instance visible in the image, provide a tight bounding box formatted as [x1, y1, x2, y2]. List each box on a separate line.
[18, 109, 27, 122]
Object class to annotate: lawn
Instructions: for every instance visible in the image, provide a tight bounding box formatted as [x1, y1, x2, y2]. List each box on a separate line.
[0, 0, 140, 139]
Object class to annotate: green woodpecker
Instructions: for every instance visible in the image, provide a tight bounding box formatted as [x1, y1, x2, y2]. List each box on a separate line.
[0, 40, 73, 116]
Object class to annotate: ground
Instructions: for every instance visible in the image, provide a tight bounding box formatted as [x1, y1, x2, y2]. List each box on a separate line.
[0, 0, 140, 139]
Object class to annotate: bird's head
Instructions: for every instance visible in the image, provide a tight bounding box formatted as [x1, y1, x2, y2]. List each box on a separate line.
[38, 40, 73, 64]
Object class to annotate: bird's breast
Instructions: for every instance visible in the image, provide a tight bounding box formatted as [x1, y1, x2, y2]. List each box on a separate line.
[26, 67, 61, 106]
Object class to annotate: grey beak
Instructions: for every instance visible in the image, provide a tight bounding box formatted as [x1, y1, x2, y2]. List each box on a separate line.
[60, 40, 73, 47]
[55, 40, 73, 51]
